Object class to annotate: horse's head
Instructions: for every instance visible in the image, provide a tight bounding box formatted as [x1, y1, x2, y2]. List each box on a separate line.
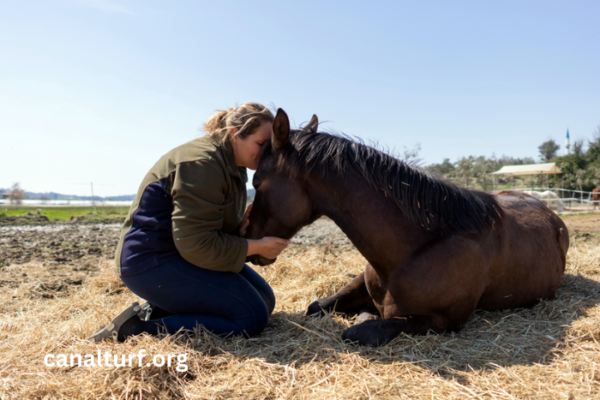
[246, 109, 320, 266]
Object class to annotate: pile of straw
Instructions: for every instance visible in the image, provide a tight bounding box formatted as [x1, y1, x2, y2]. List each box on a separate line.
[1, 243, 599, 399]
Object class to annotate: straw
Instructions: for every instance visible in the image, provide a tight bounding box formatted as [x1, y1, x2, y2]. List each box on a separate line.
[1, 242, 599, 399]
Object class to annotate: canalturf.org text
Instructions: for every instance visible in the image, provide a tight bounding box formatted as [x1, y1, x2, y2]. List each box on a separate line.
[44, 349, 188, 372]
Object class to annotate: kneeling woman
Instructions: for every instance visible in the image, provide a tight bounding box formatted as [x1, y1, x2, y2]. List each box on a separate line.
[91, 102, 289, 342]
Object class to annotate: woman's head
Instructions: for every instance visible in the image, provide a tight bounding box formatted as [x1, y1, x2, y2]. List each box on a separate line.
[204, 102, 274, 141]
[204, 102, 274, 170]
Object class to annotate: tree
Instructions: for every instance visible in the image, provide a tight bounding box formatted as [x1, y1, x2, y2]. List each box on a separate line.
[585, 125, 600, 165]
[400, 143, 423, 167]
[457, 157, 474, 189]
[552, 139, 598, 191]
[538, 139, 560, 162]
[8, 183, 26, 204]
[425, 158, 455, 178]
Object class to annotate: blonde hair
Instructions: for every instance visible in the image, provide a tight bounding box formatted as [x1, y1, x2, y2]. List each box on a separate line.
[204, 102, 274, 142]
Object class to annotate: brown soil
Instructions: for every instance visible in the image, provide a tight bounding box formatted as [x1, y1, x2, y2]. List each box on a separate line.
[0, 224, 122, 314]
[288, 217, 355, 256]
[0, 224, 121, 266]
[562, 214, 600, 245]
[0, 218, 349, 315]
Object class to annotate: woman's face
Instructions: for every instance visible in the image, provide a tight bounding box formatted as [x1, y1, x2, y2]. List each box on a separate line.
[231, 121, 273, 170]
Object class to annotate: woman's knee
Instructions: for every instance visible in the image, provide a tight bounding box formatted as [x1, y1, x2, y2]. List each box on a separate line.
[240, 303, 270, 337]
[239, 265, 276, 314]
[258, 287, 276, 315]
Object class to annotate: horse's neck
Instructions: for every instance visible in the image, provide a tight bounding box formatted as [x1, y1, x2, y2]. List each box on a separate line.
[308, 172, 430, 270]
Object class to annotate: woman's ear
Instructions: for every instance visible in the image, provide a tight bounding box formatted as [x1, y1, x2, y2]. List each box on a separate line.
[228, 127, 239, 141]
[273, 108, 290, 150]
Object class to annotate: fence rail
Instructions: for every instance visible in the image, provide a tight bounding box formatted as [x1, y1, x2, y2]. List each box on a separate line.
[512, 187, 599, 214]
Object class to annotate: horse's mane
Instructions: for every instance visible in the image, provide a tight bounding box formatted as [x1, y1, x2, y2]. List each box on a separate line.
[274, 129, 502, 233]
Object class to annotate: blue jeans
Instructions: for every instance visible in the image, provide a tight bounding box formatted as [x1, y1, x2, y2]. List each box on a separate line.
[120, 257, 275, 337]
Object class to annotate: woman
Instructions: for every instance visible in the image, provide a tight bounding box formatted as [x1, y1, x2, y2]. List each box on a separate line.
[90, 102, 290, 342]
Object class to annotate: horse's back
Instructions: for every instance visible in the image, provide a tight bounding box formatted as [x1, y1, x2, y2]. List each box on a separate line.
[479, 190, 569, 310]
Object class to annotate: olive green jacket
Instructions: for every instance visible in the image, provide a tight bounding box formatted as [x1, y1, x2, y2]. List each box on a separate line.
[115, 134, 248, 276]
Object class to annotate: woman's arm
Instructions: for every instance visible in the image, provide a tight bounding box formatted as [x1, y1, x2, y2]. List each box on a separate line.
[239, 205, 290, 259]
[247, 237, 290, 259]
[171, 160, 248, 273]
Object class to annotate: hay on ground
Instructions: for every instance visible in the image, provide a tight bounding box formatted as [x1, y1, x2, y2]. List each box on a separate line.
[1, 243, 600, 399]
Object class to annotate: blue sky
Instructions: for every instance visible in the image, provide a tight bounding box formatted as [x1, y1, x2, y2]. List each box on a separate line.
[1, 0, 599, 196]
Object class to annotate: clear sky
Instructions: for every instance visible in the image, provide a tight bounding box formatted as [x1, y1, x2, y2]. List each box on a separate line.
[1, 0, 599, 197]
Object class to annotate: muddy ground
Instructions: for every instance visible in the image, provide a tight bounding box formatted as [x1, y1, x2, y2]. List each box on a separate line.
[0, 214, 597, 313]
[0, 217, 352, 313]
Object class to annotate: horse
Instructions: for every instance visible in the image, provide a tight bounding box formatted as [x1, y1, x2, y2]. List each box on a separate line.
[592, 187, 600, 210]
[522, 190, 565, 213]
[246, 109, 570, 347]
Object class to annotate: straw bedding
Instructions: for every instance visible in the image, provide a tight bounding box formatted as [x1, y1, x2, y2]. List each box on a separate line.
[1, 240, 599, 399]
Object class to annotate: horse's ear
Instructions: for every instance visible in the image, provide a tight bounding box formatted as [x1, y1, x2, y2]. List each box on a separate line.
[305, 114, 319, 132]
[273, 108, 290, 150]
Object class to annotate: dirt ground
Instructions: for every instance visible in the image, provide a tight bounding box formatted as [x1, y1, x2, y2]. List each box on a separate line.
[0, 217, 350, 315]
[562, 214, 600, 245]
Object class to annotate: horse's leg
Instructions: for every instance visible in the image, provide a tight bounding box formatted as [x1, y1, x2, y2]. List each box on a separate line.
[342, 236, 488, 347]
[342, 315, 449, 347]
[306, 267, 378, 317]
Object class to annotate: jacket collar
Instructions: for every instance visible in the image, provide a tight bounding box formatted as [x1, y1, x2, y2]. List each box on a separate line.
[211, 134, 248, 183]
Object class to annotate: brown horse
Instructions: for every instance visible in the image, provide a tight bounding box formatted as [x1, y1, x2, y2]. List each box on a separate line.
[592, 187, 600, 210]
[247, 109, 570, 347]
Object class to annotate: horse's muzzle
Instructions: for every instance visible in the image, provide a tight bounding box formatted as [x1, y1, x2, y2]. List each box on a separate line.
[247, 254, 277, 266]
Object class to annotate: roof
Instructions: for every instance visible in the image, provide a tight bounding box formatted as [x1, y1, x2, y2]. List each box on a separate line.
[490, 162, 562, 175]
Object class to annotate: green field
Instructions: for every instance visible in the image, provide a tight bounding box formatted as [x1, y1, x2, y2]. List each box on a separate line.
[0, 206, 129, 221]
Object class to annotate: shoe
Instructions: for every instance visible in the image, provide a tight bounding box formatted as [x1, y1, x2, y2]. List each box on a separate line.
[88, 302, 142, 342]
[137, 301, 153, 321]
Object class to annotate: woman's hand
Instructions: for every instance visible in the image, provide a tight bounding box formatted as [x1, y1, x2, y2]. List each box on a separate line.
[238, 204, 252, 237]
[247, 237, 291, 259]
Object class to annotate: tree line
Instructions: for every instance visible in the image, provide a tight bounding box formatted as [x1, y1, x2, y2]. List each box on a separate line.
[424, 125, 600, 192]
[0, 183, 26, 204]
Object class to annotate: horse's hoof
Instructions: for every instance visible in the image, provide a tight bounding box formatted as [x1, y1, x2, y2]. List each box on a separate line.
[342, 321, 389, 347]
[342, 323, 374, 346]
[306, 301, 326, 317]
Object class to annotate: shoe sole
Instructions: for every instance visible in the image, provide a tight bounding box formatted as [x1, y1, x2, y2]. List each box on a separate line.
[88, 302, 141, 342]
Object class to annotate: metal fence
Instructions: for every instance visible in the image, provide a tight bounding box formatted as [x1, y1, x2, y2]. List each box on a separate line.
[513, 187, 599, 214]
